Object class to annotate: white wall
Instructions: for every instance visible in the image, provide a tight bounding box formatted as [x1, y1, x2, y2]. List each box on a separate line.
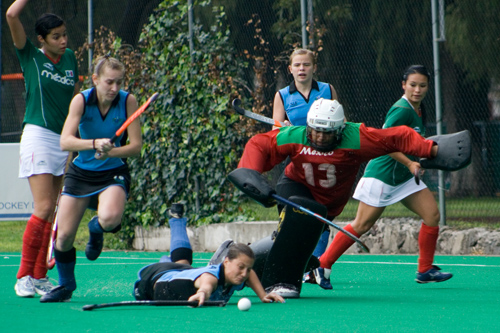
[0, 143, 33, 221]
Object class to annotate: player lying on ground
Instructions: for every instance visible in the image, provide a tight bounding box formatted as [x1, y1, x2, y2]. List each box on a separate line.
[228, 98, 470, 297]
[133, 204, 285, 306]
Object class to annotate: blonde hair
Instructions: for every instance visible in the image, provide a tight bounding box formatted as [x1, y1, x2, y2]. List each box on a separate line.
[289, 48, 317, 66]
[93, 55, 125, 76]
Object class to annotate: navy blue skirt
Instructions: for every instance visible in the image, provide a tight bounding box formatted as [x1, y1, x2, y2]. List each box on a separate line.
[62, 162, 131, 210]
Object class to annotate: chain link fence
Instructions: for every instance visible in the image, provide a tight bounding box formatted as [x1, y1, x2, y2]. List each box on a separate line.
[2, 0, 498, 221]
[1, 0, 162, 141]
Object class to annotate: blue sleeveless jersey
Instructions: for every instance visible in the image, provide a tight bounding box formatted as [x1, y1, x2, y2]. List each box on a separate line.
[279, 80, 332, 125]
[155, 264, 245, 302]
[73, 88, 129, 171]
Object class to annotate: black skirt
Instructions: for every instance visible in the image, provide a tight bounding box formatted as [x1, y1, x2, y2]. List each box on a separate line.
[134, 263, 195, 301]
[62, 162, 131, 210]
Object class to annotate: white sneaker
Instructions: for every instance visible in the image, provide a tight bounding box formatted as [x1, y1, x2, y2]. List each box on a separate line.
[265, 283, 300, 298]
[33, 277, 57, 296]
[15, 276, 35, 297]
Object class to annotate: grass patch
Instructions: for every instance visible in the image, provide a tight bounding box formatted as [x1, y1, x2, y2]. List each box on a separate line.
[1, 210, 98, 253]
[1, 197, 498, 252]
[243, 197, 500, 228]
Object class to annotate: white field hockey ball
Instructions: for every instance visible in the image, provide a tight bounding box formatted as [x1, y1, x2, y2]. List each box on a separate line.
[237, 297, 251, 311]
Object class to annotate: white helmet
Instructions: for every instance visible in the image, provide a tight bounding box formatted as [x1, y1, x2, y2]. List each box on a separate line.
[306, 98, 345, 151]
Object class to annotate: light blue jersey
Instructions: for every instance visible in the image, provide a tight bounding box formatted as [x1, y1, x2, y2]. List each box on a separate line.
[278, 80, 332, 125]
[155, 264, 245, 302]
[73, 88, 129, 171]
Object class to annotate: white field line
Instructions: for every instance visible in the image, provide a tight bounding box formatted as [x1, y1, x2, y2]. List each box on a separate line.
[1, 255, 500, 268]
[337, 261, 500, 268]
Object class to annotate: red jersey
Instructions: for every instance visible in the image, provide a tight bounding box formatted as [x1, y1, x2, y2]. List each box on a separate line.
[238, 123, 434, 216]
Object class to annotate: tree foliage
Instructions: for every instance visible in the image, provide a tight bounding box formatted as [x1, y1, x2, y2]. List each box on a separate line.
[122, 0, 251, 237]
[445, 1, 500, 82]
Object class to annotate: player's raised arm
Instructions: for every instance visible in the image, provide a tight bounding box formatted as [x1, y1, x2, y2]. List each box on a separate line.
[6, 0, 28, 50]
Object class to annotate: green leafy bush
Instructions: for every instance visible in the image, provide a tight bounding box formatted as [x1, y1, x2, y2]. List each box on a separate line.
[120, 0, 252, 242]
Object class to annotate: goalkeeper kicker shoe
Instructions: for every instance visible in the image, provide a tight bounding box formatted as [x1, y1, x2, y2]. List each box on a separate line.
[416, 265, 453, 283]
[265, 283, 299, 298]
[312, 267, 333, 290]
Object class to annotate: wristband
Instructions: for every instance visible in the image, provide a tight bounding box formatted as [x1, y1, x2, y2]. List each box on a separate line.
[93, 139, 96, 150]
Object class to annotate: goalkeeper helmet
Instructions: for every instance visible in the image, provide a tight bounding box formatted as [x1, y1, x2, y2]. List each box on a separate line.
[306, 98, 345, 152]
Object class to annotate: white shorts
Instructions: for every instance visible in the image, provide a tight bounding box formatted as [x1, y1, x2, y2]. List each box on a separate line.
[18, 124, 69, 179]
[353, 177, 427, 207]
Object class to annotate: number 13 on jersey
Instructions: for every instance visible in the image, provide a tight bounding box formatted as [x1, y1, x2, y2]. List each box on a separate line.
[302, 163, 337, 188]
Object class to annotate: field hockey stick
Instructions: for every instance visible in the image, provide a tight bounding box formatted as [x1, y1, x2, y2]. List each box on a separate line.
[271, 194, 370, 253]
[232, 98, 285, 127]
[95, 92, 159, 158]
[414, 167, 420, 185]
[46, 190, 62, 270]
[82, 300, 227, 311]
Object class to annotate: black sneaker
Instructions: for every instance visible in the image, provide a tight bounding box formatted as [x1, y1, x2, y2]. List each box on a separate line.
[169, 203, 184, 218]
[85, 217, 104, 261]
[40, 286, 73, 303]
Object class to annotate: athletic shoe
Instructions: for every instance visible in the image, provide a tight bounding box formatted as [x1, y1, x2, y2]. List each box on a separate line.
[311, 267, 333, 290]
[265, 283, 300, 298]
[416, 265, 453, 284]
[302, 271, 317, 284]
[159, 255, 172, 263]
[85, 217, 104, 261]
[40, 285, 73, 303]
[208, 239, 234, 265]
[15, 276, 35, 297]
[169, 203, 184, 218]
[33, 277, 57, 296]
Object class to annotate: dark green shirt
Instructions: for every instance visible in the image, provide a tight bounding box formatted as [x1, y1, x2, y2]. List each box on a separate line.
[362, 98, 425, 185]
[16, 38, 79, 134]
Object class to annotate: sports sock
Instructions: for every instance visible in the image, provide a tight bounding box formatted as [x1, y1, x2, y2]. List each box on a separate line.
[88, 216, 105, 234]
[54, 247, 77, 291]
[319, 223, 359, 269]
[418, 223, 439, 273]
[312, 229, 330, 258]
[33, 219, 53, 279]
[171, 248, 193, 264]
[17, 215, 47, 279]
[169, 217, 191, 252]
